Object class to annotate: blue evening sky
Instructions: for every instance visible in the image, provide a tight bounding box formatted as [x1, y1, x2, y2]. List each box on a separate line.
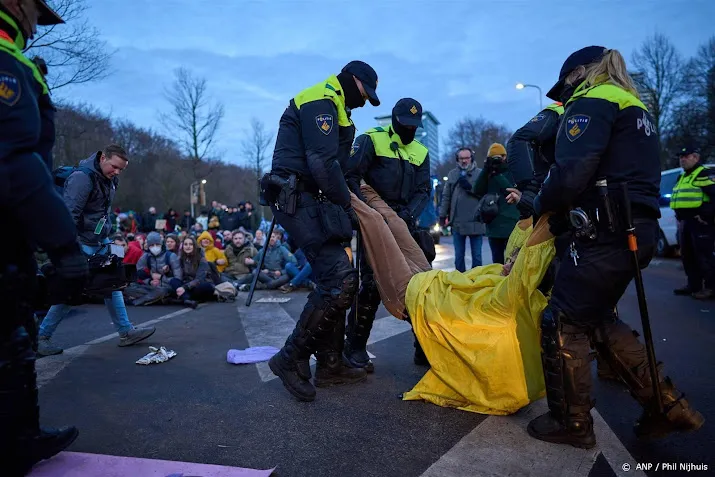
[58, 0, 715, 166]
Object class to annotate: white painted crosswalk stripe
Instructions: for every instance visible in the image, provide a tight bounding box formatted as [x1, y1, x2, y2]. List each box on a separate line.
[420, 398, 644, 477]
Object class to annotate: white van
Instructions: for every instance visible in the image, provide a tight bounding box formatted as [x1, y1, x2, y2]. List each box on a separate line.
[657, 165, 715, 256]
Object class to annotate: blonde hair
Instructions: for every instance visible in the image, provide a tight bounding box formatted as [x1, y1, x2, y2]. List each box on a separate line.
[582, 49, 640, 97]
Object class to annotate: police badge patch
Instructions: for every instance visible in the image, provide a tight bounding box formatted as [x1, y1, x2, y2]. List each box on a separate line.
[316, 114, 334, 136]
[350, 143, 359, 156]
[0, 72, 20, 106]
[529, 114, 545, 123]
[565, 114, 590, 142]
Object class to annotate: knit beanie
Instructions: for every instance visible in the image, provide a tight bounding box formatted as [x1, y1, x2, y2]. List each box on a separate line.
[487, 143, 507, 157]
[146, 231, 162, 246]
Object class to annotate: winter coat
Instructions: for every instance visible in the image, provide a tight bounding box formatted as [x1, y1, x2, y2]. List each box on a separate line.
[136, 249, 182, 286]
[63, 152, 118, 245]
[180, 254, 211, 289]
[439, 164, 486, 236]
[198, 231, 227, 272]
[224, 243, 258, 277]
[473, 162, 520, 239]
[254, 243, 297, 274]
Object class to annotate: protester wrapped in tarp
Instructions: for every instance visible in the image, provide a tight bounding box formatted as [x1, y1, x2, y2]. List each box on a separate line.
[352, 184, 555, 415]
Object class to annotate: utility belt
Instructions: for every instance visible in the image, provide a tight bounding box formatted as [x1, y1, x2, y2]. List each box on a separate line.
[260, 172, 352, 242]
[569, 180, 656, 241]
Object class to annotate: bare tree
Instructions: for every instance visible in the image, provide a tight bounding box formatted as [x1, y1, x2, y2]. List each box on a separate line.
[24, 0, 114, 90]
[631, 33, 685, 150]
[160, 67, 225, 181]
[441, 116, 511, 169]
[241, 117, 273, 216]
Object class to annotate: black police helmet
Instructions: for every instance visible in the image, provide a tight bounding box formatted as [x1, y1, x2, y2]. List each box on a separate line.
[546, 46, 607, 101]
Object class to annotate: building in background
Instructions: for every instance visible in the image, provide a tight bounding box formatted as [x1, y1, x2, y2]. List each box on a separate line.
[375, 111, 440, 159]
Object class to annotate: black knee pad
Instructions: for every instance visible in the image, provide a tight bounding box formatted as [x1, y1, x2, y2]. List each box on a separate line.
[334, 270, 358, 310]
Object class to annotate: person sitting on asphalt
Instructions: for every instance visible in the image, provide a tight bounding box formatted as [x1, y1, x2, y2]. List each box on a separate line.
[136, 232, 182, 290]
[198, 230, 228, 273]
[176, 236, 216, 304]
[238, 231, 297, 291]
[222, 230, 258, 287]
[350, 183, 555, 414]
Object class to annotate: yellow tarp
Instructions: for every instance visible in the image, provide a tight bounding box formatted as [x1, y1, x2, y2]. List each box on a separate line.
[402, 218, 555, 415]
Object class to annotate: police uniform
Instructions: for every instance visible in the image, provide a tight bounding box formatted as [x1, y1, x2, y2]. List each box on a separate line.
[506, 102, 563, 218]
[670, 147, 715, 299]
[0, 3, 88, 474]
[342, 98, 432, 371]
[266, 61, 380, 402]
[528, 46, 703, 448]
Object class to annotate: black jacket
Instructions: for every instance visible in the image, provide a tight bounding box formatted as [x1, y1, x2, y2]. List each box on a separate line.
[0, 14, 77, 261]
[270, 78, 354, 210]
[535, 82, 661, 217]
[345, 127, 431, 219]
[63, 152, 118, 245]
[507, 106, 561, 188]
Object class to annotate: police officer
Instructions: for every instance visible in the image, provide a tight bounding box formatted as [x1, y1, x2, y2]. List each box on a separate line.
[342, 98, 432, 371]
[670, 145, 715, 300]
[528, 46, 703, 448]
[265, 61, 380, 402]
[1, 0, 89, 474]
[506, 101, 564, 219]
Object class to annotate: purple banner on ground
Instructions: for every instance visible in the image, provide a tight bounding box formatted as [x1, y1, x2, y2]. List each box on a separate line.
[30, 452, 275, 477]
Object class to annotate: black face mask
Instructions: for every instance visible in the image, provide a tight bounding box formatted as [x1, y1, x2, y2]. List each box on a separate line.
[559, 83, 577, 104]
[392, 113, 416, 145]
[337, 71, 366, 110]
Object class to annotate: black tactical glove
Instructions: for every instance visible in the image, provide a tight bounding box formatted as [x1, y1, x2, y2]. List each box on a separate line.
[516, 189, 536, 219]
[547, 213, 570, 237]
[46, 244, 89, 306]
[345, 206, 360, 230]
[456, 175, 472, 191]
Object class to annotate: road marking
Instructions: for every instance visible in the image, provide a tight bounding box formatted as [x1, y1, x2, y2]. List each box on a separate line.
[419, 398, 645, 477]
[28, 451, 275, 477]
[240, 300, 412, 382]
[36, 307, 195, 388]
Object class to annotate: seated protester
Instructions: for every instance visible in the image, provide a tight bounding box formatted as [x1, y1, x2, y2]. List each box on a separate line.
[222, 230, 258, 286]
[123, 235, 144, 265]
[253, 229, 266, 250]
[136, 232, 182, 289]
[198, 230, 227, 273]
[351, 184, 555, 415]
[222, 230, 233, 247]
[165, 233, 179, 254]
[280, 248, 315, 293]
[176, 236, 215, 303]
[238, 231, 297, 291]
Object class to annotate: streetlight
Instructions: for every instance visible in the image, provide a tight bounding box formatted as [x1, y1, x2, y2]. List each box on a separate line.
[516, 83, 543, 110]
[190, 179, 208, 218]
[442, 176, 448, 181]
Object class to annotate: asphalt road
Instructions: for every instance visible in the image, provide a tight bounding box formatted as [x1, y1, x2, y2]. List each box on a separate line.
[33, 235, 714, 477]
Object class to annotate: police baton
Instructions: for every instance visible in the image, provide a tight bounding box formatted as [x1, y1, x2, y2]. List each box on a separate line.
[620, 182, 664, 414]
[245, 216, 277, 307]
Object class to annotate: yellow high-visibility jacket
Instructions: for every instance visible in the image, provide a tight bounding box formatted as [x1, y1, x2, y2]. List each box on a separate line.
[402, 217, 555, 415]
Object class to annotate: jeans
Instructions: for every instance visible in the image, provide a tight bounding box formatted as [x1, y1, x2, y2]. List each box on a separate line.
[286, 262, 313, 287]
[488, 237, 508, 264]
[39, 239, 133, 338]
[452, 232, 483, 272]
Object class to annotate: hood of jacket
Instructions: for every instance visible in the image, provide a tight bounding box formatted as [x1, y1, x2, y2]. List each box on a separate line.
[198, 231, 215, 250]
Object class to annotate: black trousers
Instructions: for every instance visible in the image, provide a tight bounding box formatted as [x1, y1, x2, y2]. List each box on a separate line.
[679, 217, 715, 292]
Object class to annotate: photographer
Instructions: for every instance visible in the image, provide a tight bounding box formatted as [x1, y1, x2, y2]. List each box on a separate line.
[38, 145, 156, 356]
[472, 143, 520, 264]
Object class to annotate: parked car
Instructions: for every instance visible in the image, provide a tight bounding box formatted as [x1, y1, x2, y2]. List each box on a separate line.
[657, 165, 715, 257]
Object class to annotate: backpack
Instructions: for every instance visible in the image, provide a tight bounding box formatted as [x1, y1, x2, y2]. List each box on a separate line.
[52, 165, 97, 198]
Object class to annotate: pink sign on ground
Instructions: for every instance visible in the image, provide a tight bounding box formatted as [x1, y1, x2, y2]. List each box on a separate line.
[29, 452, 276, 477]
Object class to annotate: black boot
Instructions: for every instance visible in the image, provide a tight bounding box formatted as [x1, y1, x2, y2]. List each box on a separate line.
[592, 320, 704, 439]
[270, 291, 342, 401]
[314, 352, 367, 388]
[1, 326, 79, 475]
[343, 277, 380, 373]
[527, 309, 596, 449]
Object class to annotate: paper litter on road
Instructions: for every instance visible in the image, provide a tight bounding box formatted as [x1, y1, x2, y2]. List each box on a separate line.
[136, 346, 177, 365]
[255, 297, 291, 303]
[227, 346, 280, 364]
